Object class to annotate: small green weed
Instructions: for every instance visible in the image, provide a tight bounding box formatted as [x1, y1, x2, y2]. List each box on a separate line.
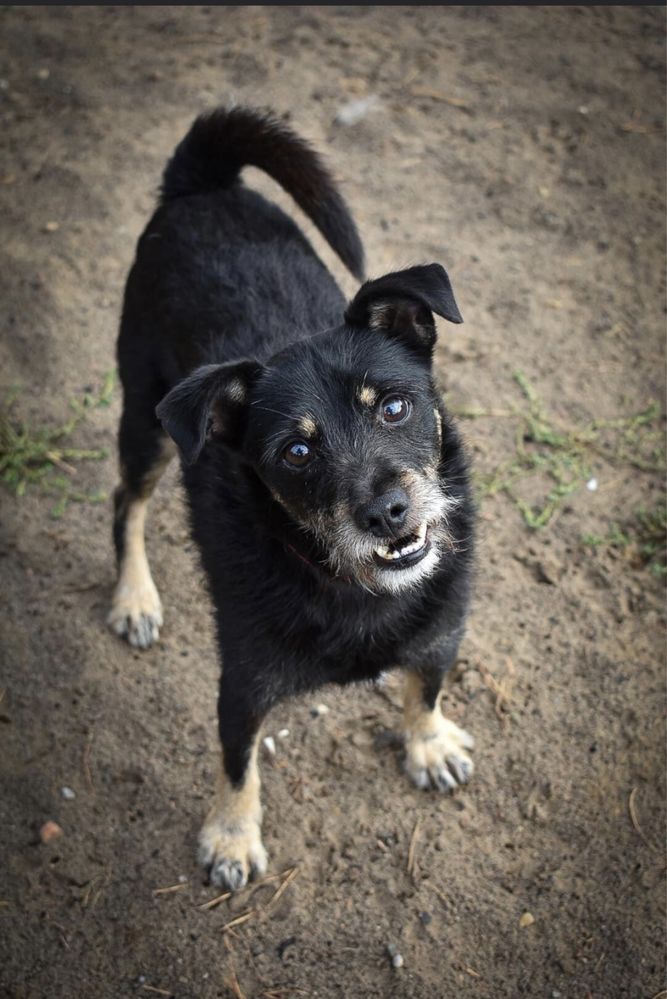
[460, 370, 665, 531]
[0, 370, 116, 517]
[583, 503, 667, 577]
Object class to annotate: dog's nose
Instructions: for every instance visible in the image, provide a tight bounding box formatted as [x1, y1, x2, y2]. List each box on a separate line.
[355, 487, 410, 538]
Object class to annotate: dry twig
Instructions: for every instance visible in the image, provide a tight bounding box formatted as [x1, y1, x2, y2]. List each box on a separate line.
[83, 732, 95, 795]
[478, 657, 515, 725]
[410, 86, 469, 108]
[265, 866, 299, 910]
[222, 910, 255, 933]
[81, 868, 112, 910]
[198, 889, 232, 911]
[628, 786, 653, 848]
[427, 882, 449, 908]
[223, 969, 247, 999]
[407, 819, 421, 879]
[619, 121, 661, 134]
[262, 989, 309, 998]
[153, 883, 188, 896]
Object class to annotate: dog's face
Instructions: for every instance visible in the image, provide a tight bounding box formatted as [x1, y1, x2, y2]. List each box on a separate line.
[157, 264, 463, 594]
[244, 332, 454, 593]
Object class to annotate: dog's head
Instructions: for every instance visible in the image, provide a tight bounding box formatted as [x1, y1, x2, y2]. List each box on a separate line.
[157, 264, 463, 594]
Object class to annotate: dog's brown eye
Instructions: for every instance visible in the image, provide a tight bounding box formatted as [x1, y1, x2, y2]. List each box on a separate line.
[283, 440, 312, 467]
[381, 396, 411, 425]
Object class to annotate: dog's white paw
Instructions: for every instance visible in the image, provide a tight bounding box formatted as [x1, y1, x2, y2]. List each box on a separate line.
[198, 817, 267, 891]
[405, 715, 474, 793]
[107, 579, 163, 649]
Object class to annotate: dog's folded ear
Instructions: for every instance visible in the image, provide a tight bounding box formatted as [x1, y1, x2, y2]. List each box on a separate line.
[156, 360, 262, 465]
[344, 263, 462, 360]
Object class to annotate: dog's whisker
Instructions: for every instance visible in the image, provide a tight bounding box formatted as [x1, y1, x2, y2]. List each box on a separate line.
[251, 402, 295, 420]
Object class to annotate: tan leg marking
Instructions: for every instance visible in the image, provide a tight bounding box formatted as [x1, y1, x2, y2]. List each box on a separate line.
[198, 737, 267, 891]
[108, 496, 163, 648]
[403, 673, 474, 792]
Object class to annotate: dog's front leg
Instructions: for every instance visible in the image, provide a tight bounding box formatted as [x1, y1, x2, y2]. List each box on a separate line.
[402, 670, 474, 793]
[199, 677, 267, 891]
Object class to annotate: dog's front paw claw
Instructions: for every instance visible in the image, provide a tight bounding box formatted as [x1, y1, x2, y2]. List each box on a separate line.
[209, 857, 245, 892]
[445, 752, 473, 786]
[405, 717, 474, 793]
[198, 822, 267, 892]
[108, 584, 163, 649]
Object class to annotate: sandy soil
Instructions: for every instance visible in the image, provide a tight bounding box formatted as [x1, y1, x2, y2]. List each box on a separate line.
[1, 6, 665, 998]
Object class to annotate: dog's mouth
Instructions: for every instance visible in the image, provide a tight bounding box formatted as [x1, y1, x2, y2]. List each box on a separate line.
[372, 522, 430, 570]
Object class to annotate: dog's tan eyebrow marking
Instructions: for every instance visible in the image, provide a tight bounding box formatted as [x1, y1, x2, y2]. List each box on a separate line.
[357, 384, 378, 407]
[297, 415, 318, 437]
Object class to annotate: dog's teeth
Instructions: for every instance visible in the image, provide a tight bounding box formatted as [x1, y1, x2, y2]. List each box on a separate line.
[375, 524, 429, 563]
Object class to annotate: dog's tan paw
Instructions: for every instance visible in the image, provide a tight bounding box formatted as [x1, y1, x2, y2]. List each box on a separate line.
[107, 579, 163, 649]
[405, 715, 474, 793]
[198, 818, 267, 891]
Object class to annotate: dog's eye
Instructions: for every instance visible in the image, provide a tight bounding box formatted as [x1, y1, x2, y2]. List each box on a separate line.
[283, 440, 312, 467]
[381, 395, 411, 425]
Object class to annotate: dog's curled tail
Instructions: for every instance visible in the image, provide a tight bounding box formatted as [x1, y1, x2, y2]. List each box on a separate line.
[161, 106, 365, 281]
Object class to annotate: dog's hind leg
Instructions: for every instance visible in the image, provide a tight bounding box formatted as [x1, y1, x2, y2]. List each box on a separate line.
[108, 392, 175, 649]
[402, 669, 475, 793]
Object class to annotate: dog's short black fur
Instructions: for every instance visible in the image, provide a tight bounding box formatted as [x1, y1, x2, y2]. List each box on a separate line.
[111, 106, 475, 891]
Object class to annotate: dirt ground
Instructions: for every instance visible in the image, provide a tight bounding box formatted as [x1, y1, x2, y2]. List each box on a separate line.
[1, 6, 665, 998]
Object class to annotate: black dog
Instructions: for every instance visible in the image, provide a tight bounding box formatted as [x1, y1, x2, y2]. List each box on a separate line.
[109, 106, 475, 891]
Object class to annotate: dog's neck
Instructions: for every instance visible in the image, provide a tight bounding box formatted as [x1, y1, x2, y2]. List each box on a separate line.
[241, 465, 353, 585]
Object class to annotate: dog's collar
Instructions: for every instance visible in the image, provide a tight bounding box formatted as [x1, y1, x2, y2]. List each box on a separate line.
[284, 542, 353, 586]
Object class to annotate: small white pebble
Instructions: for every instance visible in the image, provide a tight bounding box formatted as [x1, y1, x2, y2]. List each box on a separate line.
[178, 874, 187, 883]
[36, 68, 50, 81]
[278, 728, 290, 739]
[60, 786, 76, 800]
[311, 703, 329, 717]
[392, 953, 404, 969]
[586, 477, 598, 491]
[578, 105, 589, 115]
[335, 95, 380, 126]
[262, 736, 276, 757]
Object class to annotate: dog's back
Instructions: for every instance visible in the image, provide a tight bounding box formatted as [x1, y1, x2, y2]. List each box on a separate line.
[161, 106, 364, 282]
[120, 107, 365, 381]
